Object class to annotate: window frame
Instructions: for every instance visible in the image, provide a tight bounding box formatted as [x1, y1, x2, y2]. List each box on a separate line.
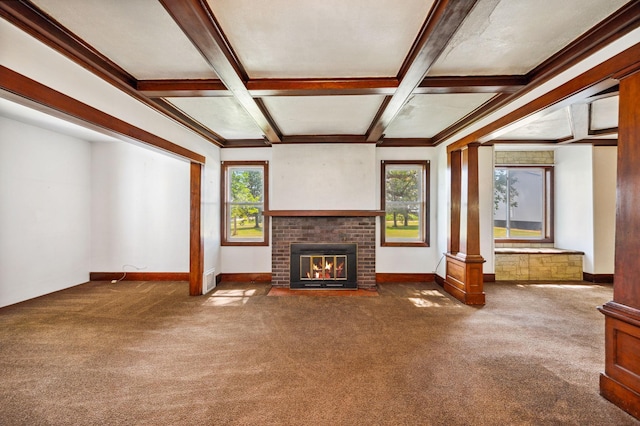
[494, 165, 554, 244]
[380, 160, 430, 247]
[221, 160, 269, 246]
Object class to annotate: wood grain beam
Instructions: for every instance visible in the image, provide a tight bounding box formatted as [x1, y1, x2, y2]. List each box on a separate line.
[137, 79, 230, 97]
[366, 0, 479, 142]
[279, 135, 371, 144]
[247, 78, 398, 96]
[190, 162, 204, 296]
[159, 0, 281, 143]
[415, 75, 528, 94]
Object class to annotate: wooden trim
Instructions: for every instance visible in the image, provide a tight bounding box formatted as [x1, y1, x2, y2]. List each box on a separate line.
[90, 272, 189, 281]
[376, 273, 435, 283]
[222, 139, 271, 148]
[190, 162, 204, 296]
[378, 138, 434, 147]
[247, 78, 398, 96]
[484, 273, 496, 283]
[159, 0, 281, 143]
[279, 135, 371, 144]
[137, 79, 230, 97]
[0, 65, 206, 164]
[589, 127, 618, 136]
[583, 272, 614, 283]
[221, 161, 270, 246]
[416, 75, 528, 94]
[367, 0, 478, 142]
[264, 210, 385, 217]
[435, 274, 446, 287]
[219, 273, 272, 283]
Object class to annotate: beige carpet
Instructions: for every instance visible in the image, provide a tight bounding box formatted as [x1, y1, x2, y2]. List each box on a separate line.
[0, 280, 637, 425]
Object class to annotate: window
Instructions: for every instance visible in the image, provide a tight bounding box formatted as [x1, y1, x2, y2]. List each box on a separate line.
[494, 166, 553, 242]
[381, 160, 430, 247]
[221, 161, 269, 246]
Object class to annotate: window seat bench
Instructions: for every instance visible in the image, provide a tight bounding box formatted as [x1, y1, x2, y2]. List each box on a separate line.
[494, 247, 584, 281]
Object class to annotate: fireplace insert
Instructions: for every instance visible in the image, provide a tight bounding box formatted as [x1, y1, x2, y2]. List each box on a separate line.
[290, 243, 357, 289]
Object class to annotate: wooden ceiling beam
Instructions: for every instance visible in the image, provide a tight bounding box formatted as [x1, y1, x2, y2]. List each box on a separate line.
[137, 79, 230, 97]
[415, 75, 528, 94]
[159, 0, 281, 143]
[246, 78, 398, 96]
[138, 75, 526, 97]
[366, 0, 479, 143]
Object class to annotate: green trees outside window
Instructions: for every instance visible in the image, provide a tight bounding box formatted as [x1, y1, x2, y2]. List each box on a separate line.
[222, 161, 269, 245]
[381, 161, 429, 247]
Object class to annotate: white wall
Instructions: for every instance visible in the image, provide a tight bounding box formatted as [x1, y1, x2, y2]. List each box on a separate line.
[435, 144, 449, 278]
[271, 144, 377, 210]
[592, 146, 617, 274]
[555, 145, 595, 272]
[91, 141, 190, 272]
[478, 146, 495, 274]
[376, 147, 440, 273]
[0, 117, 91, 307]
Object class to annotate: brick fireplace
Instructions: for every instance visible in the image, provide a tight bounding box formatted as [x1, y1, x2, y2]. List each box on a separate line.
[267, 211, 382, 289]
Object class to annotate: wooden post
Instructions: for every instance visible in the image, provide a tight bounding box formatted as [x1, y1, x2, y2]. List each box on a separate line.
[189, 162, 203, 296]
[444, 143, 485, 305]
[599, 69, 640, 419]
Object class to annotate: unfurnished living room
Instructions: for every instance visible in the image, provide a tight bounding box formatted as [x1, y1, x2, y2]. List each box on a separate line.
[1, 1, 640, 424]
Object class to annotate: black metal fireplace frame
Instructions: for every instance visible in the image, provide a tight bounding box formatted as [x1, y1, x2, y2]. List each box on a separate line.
[290, 243, 357, 289]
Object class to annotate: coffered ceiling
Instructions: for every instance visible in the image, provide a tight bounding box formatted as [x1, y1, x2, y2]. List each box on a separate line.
[0, 0, 637, 148]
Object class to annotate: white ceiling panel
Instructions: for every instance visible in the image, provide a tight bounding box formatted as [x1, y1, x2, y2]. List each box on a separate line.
[207, 0, 435, 78]
[429, 0, 629, 76]
[384, 93, 495, 138]
[167, 97, 263, 140]
[31, 0, 218, 80]
[263, 96, 386, 135]
[591, 96, 619, 130]
[495, 108, 572, 140]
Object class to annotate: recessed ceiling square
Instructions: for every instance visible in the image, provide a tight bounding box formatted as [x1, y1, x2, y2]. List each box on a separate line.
[207, 0, 435, 78]
[591, 96, 619, 131]
[167, 97, 263, 140]
[31, 0, 218, 80]
[495, 108, 572, 140]
[384, 93, 495, 138]
[263, 96, 386, 135]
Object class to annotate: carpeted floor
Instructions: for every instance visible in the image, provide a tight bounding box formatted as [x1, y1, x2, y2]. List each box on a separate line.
[0, 280, 637, 425]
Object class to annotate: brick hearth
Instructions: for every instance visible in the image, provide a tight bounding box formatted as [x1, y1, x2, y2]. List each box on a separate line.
[271, 216, 376, 289]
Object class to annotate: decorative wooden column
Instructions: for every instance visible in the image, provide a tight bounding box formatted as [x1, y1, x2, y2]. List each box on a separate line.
[599, 69, 640, 418]
[444, 143, 485, 305]
[189, 162, 204, 296]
